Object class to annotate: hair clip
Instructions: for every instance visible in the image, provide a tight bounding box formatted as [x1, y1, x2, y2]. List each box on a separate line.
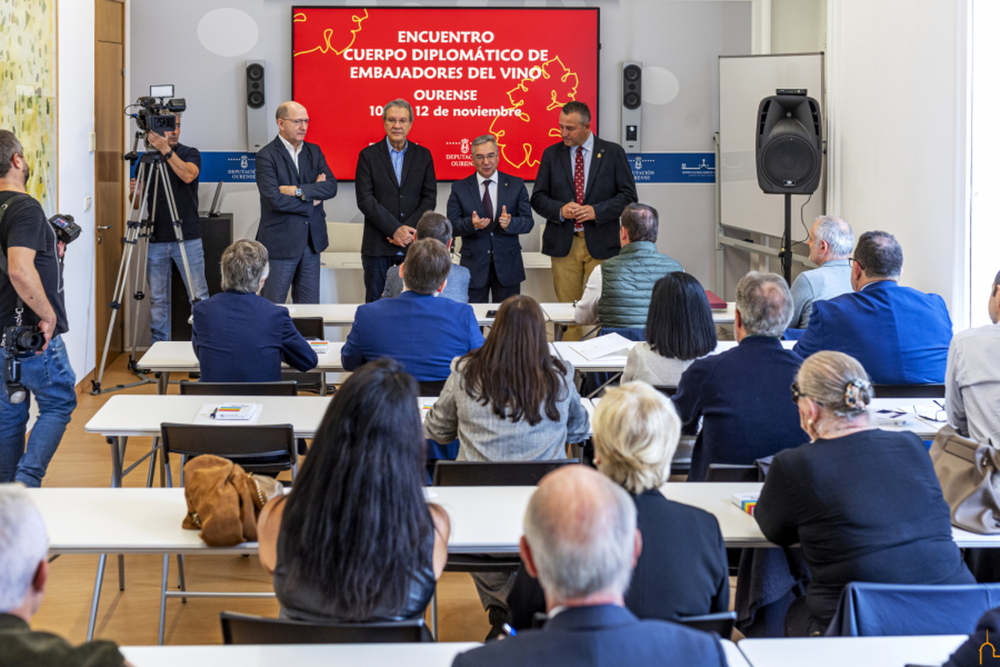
[843, 378, 871, 409]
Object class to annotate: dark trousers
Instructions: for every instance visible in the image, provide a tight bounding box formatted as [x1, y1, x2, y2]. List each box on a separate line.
[261, 245, 321, 304]
[361, 253, 404, 303]
[468, 257, 520, 304]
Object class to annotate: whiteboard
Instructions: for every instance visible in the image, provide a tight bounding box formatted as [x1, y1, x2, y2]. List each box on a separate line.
[719, 53, 825, 239]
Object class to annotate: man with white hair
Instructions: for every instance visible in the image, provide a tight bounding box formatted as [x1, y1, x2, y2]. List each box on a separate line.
[0, 484, 129, 666]
[672, 272, 805, 481]
[788, 216, 854, 329]
[451, 466, 726, 667]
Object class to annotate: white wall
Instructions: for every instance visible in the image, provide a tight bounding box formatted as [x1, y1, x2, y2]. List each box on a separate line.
[57, 1, 97, 383]
[826, 0, 970, 326]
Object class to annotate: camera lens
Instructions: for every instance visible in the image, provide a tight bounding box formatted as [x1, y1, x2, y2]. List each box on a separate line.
[15, 329, 43, 352]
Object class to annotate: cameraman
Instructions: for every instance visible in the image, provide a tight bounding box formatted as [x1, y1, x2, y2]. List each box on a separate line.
[0, 130, 75, 488]
[129, 110, 209, 344]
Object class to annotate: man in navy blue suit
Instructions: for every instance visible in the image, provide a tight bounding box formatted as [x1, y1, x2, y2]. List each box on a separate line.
[254, 101, 338, 304]
[794, 230, 953, 384]
[447, 134, 534, 303]
[451, 465, 726, 667]
[192, 240, 316, 383]
[341, 238, 484, 383]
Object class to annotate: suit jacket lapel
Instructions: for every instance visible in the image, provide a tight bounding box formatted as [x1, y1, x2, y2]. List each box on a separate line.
[584, 138, 603, 200]
[400, 142, 415, 187]
[377, 139, 400, 189]
[556, 143, 574, 192]
[465, 174, 481, 214]
[274, 136, 300, 182]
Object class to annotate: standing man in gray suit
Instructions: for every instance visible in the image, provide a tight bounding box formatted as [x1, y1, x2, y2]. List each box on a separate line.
[788, 216, 854, 329]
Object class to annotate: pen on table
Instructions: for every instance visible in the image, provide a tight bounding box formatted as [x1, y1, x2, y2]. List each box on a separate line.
[210, 408, 218, 419]
[502, 623, 516, 637]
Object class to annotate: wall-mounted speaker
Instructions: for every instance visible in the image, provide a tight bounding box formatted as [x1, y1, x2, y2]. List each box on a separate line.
[755, 90, 823, 195]
[621, 61, 642, 152]
[246, 60, 268, 154]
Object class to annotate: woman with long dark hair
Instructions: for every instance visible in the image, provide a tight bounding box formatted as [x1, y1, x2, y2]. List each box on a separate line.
[257, 358, 450, 622]
[622, 272, 717, 386]
[424, 294, 590, 462]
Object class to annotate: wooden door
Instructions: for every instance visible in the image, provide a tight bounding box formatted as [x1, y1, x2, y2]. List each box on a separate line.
[94, 0, 125, 375]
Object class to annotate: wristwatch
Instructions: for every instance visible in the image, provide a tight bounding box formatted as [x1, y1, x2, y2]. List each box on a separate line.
[162, 149, 174, 160]
[295, 187, 305, 200]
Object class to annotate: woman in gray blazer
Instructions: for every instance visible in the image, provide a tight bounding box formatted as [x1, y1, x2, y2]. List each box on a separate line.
[424, 295, 590, 462]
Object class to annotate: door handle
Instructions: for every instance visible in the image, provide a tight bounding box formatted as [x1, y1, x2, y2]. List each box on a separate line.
[97, 224, 113, 230]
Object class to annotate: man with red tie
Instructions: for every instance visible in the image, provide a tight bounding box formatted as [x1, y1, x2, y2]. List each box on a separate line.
[532, 102, 637, 336]
[447, 135, 534, 303]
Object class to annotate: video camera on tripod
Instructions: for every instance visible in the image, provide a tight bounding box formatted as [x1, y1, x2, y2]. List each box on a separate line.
[125, 84, 186, 148]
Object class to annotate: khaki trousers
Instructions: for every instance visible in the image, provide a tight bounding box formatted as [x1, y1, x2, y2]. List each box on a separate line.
[551, 234, 603, 341]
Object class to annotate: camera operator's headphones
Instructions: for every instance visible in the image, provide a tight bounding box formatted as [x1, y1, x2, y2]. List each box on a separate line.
[0, 194, 33, 404]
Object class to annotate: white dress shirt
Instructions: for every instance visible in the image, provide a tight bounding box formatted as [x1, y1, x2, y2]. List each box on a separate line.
[278, 134, 303, 172]
[946, 322, 1000, 447]
[476, 171, 497, 219]
[574, 264, 602, 324]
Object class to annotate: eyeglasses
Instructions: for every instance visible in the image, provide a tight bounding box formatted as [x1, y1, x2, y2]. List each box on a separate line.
[472, 153, 498, 162]
[790, 381, 823, 406]
[280, 118, 310, 126]
[848, 257, 866, 271]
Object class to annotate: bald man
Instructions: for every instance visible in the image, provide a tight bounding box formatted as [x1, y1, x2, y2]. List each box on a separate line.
[452, 466, 726, 667]
[255, 100, 338, 304]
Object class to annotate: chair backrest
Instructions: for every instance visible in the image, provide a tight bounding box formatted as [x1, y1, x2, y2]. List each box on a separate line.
[433, 460, 579, 486]
[292, 316, 324, 340]
[418, 380, 447, 397]
[653, 385, 678, 397]
[220, 611, 432, 644]
[676, 611, 736, 638]
[825, 581, 1000, 637]
[160, 423, 296, 476]
[705, 463, 759, 483]
[872, 383, 946, 398]
[179, 381, 298, 396]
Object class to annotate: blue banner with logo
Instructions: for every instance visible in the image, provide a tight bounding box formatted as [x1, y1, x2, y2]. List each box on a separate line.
[199, 152, 257, 183]
[626, 152, 715, 184]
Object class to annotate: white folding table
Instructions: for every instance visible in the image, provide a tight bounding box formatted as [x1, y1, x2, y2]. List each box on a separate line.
[737, 634, 967, 667]
[540, 302, 737, 340]
[120, 642, 482, 667]
[280, 302, 501, 327]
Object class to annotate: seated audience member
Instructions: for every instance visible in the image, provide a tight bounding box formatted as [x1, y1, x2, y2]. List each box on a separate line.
[382, 211, 471, 302]
[943, 607, 1000, 667]
[424, 294, 589, 630]
[574, 203, 682, 330]
[0, 485, 131, 667]
[672, 272, 805, 481]
[258, 359, 450, 622]
[788, 215, 854, 329]
[755, 351, 974, 637]
[192, 239, 317, 382]
[946, 269, 1000, 446]
[342, 238, 484, 383]
[451, 465, 727, 667]
[505, 383, 729, 630]
[622, 272, 717, 386]
[794, 230, 953, 384]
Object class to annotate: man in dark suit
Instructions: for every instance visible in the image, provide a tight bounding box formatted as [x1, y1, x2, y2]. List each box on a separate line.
[447, 134, 534, 303]
[531, 101, 638, 337]
[451, 465, 726, 667]
[341, 238, 483, 383]
[193, 240, 316, 383]
[356, 99, 437, 302]
[672, 272, 805, 481]
[254, 101, 338, 304]
[794, 230, 953, 384]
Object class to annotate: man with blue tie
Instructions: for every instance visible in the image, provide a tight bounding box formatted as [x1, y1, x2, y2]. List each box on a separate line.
[254, 101, 338, 304]
[356, 99, 437, 302]
[447, 135, 534, 303]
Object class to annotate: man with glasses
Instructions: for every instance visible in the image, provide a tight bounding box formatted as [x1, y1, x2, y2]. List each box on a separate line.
[356, 99, 437, 303]
[447, 134, 533, 303]
[794, 230, 952, 384]
[255, 100, 338, 304]
[788, 215, 854, 330]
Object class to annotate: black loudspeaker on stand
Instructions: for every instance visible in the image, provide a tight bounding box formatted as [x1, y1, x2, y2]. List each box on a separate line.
[755, 89, 823, 284]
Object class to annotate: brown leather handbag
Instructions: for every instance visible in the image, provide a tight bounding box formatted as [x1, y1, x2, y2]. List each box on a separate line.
[930, 425, 1000, 534]
[181, 455, 282, 546]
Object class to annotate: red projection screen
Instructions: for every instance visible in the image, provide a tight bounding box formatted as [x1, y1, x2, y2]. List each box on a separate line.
[291, 6, 600, 181]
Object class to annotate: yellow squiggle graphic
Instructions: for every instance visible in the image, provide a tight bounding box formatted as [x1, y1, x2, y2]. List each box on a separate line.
[489, 56, 578, 170]
[293, 9, 369, 57]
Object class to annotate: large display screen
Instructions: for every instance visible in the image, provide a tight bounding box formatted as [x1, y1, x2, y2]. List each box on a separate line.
[292, 6, 600, 181]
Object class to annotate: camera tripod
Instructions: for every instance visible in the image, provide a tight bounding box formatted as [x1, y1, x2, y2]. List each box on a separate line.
[90, 132, 201, 394]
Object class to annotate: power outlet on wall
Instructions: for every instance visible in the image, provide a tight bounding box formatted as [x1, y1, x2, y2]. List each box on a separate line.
[84, 196, 92, 211]
[89, 132, 96, 152]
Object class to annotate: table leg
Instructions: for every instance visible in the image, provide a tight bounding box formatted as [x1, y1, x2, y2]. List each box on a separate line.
[118, 555, 125, 591]
[86, 553, 106, 642]
[108, 437, 123, 488]
[157, 371, 169, 395]
[159, 554, 169, 645]
[430, 587, 438, 641]
[554, 324, 564, 341]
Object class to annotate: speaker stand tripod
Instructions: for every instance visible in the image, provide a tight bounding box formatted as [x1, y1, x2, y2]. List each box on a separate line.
[91, 137, 201, 395]
[779, 193, 793, 285]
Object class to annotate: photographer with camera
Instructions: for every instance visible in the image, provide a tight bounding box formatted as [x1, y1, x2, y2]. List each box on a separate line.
[128, 110, 209, 344]
[0, 130, 76, 488]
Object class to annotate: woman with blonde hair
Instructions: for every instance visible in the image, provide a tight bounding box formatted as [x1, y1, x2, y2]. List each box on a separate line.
[504, 382, 729, 629]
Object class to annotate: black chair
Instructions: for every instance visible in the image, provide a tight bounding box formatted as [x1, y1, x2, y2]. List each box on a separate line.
[676, 611, 736, 638]
[704, 463, 759, 483]
[872, 383, 946, 398]
[220, 611, 433, 644]
[283, 317, 325, 394]
[652, 385, 678, 397]
[432, 460, 580, 487]
[160, 422, 297, 487]
[178, 380, 298, 396]
[418, 380, 447, 397]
